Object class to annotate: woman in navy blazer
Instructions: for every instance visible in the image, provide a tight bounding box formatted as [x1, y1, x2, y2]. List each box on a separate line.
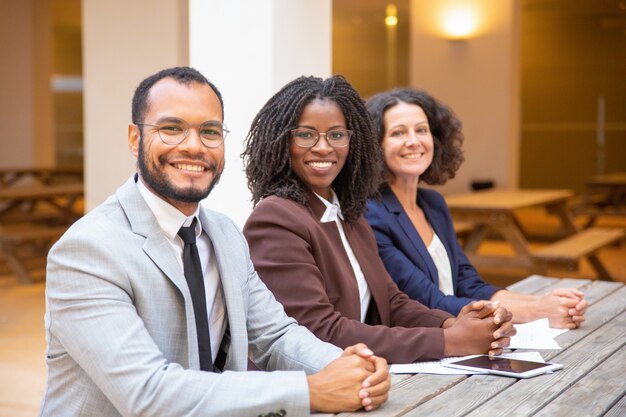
[367, 186, 496, 316]
[364, 88, 587, 328]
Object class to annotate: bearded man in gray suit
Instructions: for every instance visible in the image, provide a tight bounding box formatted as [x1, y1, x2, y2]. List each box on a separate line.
[39, 67, 390, 417]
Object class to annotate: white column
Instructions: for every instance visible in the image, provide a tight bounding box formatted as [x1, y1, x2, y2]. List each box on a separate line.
[190, 0, 332, 228]
[409, 0, 520, 193]
[82, 0, 189, 209]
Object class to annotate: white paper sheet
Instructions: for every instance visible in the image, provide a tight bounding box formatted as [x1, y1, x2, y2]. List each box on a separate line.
[390, 351, 545, 374]
[509, 318, 562, 350]
[390, 356, 484, 375]
[548, 327, 569, 339]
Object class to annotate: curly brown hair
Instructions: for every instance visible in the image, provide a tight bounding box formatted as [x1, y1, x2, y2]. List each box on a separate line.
[242, 75, 383, 223]
[365, 88, 464, 185]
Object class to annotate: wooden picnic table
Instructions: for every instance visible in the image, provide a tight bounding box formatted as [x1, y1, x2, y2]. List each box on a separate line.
[578, 172, 626, 227]
[0, 182, 84, 223]
[444, 189, 624, 280]
[318, 275, 625, 417]
[0, 166, 83, 187]
[0, 183, 83, 283]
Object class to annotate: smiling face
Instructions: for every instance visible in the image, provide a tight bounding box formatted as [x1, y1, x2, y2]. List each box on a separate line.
[289, 98, 349, 200]
[381, 101, 434, 183]
[128, 77, 225, 215]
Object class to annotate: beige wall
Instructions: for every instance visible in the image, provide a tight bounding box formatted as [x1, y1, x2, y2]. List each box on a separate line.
[0, 0, 54, 168]
[82, 0, 189, 209]
[409, 0, 520, 194]
[33, 0, 56, 167]
[520, 0, 626, 193]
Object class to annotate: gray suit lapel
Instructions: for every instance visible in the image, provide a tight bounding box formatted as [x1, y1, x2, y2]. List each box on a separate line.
[198, 209, 247, 370]
[117, 176, 188, 293]
[116, 175, 200, 367]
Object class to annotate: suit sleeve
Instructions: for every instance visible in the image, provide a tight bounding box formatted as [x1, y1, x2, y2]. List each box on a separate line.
[44, 219, 322, 417]
[244, 199, 449, 363]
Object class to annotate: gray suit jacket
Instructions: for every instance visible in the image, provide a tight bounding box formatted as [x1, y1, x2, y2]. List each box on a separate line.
[39, 175, 342, 417]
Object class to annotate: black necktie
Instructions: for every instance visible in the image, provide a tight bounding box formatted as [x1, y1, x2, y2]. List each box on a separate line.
[178, 218, 213, 372]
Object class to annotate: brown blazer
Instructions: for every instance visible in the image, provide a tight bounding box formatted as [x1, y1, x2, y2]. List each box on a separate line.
[243, 193, 453, 363]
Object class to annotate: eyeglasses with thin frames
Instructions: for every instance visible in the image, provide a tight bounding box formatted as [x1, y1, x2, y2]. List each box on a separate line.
[290, 127, 353, 148]
[134, 119, 229, 148]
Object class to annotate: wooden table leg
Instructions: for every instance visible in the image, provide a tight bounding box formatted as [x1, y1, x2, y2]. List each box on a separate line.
[583, 214, 599, 229]
[1, 246, 33, 284]
[497, 223, 534, 258]
[547, 202, 581, 235]
[510, 213, 531, 240]
[462, 225, 488, 253]
[587, 254, 614, 281]
[44, 197, 82, 222]
[497, 221, 547, 274]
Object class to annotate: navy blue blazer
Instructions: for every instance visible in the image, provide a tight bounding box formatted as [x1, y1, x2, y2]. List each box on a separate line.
[365, 186, 498, 315]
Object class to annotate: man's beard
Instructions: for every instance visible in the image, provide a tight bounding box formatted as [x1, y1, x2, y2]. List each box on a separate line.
[137, 138, 223, 204]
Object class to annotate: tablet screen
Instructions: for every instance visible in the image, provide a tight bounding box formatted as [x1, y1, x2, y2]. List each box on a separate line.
[451, 356, 550, 373]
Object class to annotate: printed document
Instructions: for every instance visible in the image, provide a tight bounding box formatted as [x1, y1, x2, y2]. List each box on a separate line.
[509, 318, 565, 350]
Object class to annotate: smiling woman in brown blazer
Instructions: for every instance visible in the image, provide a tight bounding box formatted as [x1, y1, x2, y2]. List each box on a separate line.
[242, 75, 515, 364]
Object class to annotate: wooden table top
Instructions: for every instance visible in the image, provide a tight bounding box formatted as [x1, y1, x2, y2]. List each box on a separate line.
[0, 166, 83, 175]
[0, 166, 83, 187]
[445, 189, 574, 211]
[587, 172, 626, 186]
[0, 182, 84, 201]
[319, 275, 625, 417]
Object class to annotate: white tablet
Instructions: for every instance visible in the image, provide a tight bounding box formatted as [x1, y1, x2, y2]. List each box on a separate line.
[442, 355, 563, 378]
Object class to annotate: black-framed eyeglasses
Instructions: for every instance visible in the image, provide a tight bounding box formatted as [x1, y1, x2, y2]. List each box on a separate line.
[290, 128, 353, 148]
[134, 119, 229, 148]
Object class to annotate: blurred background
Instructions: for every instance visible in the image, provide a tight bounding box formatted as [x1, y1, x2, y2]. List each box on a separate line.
[0, 1, 625, 416]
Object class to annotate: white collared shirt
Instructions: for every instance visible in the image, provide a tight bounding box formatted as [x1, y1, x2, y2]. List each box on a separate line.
[137, 178, 226, 363]
[315, 191, 372, 322]
[427, 232, 454, 296]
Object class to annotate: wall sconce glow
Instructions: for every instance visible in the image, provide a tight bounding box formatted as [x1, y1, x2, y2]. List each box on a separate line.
[385, 4, 398, 27]
[442, 7, 478, 39]
[385, 15, 398, 26]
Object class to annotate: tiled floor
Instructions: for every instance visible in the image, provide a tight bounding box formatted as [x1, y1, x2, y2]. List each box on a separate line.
[0, 211, 624, 417]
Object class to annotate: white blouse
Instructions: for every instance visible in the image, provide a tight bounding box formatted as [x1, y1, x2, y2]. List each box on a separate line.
[315, 192, 372, 322]
[427, 232, 454, 296]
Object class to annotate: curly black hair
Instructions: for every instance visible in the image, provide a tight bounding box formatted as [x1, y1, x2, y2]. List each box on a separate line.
[242, 74, 383, 223]
[366, 88, 464, 185]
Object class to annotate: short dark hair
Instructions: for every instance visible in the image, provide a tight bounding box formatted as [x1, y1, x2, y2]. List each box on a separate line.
[242, 74, 383, 223]
[366, 88, 464, 185]
[131, 66, 224, 124]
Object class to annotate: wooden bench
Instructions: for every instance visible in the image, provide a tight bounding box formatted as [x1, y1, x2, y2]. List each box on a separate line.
[0, 225, 67, 284]
[532, 227, 624, 280]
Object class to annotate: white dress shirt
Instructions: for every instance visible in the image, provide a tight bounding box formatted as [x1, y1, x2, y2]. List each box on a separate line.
[427, 232, 454, 296]
[137, 179, 226, 363]
[316, 191, 372, 322]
